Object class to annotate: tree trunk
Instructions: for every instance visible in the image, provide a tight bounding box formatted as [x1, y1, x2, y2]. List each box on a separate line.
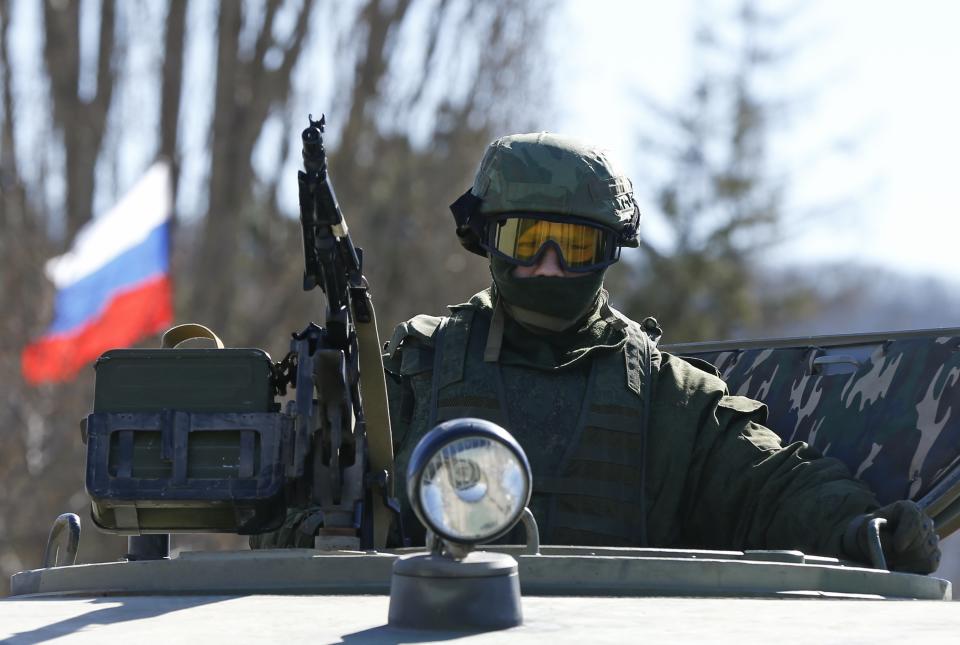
[196, 1, 245, 332]
[160, 0, 187, 202]
[194, 0, 314, 333]
[43, 0, 115, 244]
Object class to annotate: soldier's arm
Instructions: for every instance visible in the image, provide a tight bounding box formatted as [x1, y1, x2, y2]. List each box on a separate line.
[681, 396, 880, 557]
[382, 315, 447, 547]
[382, 314, 445, 444]
[657, 355, 880, 557]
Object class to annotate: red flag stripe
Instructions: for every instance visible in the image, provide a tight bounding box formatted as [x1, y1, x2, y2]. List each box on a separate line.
[22, 276, 174, 385]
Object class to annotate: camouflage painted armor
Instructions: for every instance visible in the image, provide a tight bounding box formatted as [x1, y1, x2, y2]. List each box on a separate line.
[670, 334, 960, 509]
[384, 290, 881, 555]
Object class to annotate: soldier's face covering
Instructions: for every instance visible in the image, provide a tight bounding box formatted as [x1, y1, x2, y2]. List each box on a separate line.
[490, 255, 605, 332]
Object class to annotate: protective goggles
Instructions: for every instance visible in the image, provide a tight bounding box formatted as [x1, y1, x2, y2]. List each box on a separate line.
[483, 215, 620, 272]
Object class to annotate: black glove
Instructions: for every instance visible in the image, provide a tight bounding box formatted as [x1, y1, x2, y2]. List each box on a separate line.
[842, 500, 941, 574]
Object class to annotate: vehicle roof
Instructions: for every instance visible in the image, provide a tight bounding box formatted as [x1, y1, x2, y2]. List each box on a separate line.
[3, 593, 960, 643]
[8, 547, 950, 600]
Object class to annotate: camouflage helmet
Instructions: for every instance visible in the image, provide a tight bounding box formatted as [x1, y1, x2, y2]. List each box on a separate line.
[450, 133, 641, 257]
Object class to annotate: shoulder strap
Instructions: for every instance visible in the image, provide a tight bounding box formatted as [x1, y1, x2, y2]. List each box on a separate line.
[594, 316, 651, 401]
[601, 300, 663, 345]
[427, 317, 449, 430]
[353, 291, 395, 550]
[435, 308, 474, 389]
[425, 308, 477, 428]
[483, 299, 506, 363]
[612, 316, 655, 545]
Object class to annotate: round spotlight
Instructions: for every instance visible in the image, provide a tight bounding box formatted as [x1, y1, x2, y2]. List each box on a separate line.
[407, 418, 531, 545]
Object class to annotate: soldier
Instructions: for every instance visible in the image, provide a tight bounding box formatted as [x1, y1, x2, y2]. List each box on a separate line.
[382, 132, 941, 573]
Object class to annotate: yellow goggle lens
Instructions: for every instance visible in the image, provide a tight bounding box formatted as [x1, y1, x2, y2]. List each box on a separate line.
[494, 218, 607, 268]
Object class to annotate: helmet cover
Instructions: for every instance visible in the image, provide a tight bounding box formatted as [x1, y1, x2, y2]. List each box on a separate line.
[471, 133, 639, 239]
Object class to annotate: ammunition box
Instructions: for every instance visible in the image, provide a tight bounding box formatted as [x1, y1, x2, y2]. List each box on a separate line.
[93, 349, 277, 414]
[85, 348, 292, 535]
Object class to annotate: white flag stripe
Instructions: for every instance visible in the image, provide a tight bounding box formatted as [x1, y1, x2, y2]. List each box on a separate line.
[45, 162, 172, 288]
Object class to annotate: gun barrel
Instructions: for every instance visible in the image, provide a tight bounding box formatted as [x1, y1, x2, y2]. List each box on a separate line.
[302, 126, 325, 175]
[299, 117, 362, 287]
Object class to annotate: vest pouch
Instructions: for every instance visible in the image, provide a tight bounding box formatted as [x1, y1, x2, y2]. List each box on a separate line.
[84, 325, 290, 535]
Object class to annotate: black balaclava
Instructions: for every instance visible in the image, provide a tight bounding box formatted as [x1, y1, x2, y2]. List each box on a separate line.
[484, 256, 626, 371]
[489, 256, 605, 333]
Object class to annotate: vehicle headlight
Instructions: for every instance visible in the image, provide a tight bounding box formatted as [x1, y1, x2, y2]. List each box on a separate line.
[407, 418, 531, 544]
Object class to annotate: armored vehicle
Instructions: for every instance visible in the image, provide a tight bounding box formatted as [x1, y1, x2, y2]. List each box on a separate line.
[5, 119, 960, 640]
[4, 327, 960, 642]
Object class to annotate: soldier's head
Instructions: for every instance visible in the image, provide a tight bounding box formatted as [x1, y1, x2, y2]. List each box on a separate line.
[450, 133, 640, 330]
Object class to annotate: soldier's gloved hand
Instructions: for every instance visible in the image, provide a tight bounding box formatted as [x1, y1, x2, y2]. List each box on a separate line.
[842, 500, 941, 574]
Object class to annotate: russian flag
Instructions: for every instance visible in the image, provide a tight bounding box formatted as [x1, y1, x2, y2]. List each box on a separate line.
[22, 162, 174, 385]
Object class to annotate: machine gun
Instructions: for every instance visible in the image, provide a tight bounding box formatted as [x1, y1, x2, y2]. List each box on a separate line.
[281, 114, 398, 548]
[83, 115, 398, 553]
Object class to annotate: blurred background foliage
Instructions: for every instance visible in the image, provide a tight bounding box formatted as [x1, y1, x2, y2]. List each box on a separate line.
[2, 0, 960, 595]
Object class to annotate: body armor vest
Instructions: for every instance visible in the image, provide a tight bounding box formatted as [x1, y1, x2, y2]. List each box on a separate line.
[415, 304, 658, 546]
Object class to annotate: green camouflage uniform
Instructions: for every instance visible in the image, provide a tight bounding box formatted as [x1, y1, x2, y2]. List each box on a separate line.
[256, 132, 885, 557]
[384, 288, 881, 556]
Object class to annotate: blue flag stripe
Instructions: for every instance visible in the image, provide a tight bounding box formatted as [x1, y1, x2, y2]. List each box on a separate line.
[48, 223, 170, 335]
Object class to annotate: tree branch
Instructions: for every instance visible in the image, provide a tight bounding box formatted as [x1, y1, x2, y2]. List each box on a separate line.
[405, 0, 450, 110]
[93, 0, 115, 114]
[1, 0, 18, 181]
[160, 0, 187, 201]
[341, 0, 413, 149]
[43, 0, 80, 130]
[252, 0, 283, 67]
[271, 0, 314, 86]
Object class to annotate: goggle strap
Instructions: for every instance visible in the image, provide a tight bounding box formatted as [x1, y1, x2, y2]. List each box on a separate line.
[449, 188, 481, 228]
[449, 188, 487, 257]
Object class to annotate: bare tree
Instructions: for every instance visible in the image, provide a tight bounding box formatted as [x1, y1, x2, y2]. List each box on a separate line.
[159, 0, 187, 197]
[42, 0, 117, 244]
[194, 0, 314, 333]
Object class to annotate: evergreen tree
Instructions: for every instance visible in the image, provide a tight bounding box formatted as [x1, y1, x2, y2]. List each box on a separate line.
[611, 1, 816, 343]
